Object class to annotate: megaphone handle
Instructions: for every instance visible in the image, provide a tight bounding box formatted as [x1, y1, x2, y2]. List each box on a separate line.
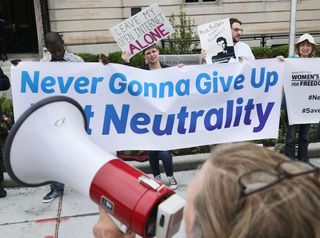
[109, 214, 130, 234]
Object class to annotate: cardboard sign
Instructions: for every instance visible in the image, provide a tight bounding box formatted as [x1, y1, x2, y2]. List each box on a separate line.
[198, 18, 235, 64]
[110, 4, 174, 56]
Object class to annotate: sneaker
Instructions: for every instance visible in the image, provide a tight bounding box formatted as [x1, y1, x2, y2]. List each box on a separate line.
[168, 176, 178, 190]
[42, 189, 62, 203]
[154, 175, 162, 183]
[0, 186, 7, 198]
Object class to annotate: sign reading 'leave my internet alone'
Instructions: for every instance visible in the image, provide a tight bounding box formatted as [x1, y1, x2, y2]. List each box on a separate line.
[110, 4, 174, 56]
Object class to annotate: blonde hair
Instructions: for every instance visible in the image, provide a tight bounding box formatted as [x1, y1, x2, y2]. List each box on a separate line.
[192, 143, 320, 238]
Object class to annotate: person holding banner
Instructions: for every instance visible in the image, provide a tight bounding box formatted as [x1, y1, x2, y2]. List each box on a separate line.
[41, 31, 84, 203]
[229, 18, 255, 62]
[201, 18, 255, 63]
[122, 44, 178, 190]
[283, 33, 317, 163]
[0, 67, 10, 198]
[93, 143, 320, 238]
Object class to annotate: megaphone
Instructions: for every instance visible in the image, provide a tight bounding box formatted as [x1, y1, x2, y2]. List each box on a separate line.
[4, 96, 185, 238]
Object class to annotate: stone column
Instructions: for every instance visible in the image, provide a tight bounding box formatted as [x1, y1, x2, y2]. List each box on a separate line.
[33, 0, 45, 57]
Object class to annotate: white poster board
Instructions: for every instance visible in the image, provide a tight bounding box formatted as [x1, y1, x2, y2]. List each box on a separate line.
[110, 4, 174, 56]
[283, 58, 320, 125]
[198, 18, 235, 64]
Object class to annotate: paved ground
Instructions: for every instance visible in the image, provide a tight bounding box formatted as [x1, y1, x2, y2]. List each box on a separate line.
[0, 169, 196, 238]
[1, 151, 320, 238]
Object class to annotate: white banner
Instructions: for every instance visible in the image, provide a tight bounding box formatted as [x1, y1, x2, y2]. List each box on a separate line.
[11, 59, 283, 151]
[110, 4, 174, 56]
[283, 58, 320, 125]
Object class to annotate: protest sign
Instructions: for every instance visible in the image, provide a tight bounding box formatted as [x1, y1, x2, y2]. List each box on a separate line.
[198, 18, 235, 64]
[110, 4, 174, 56]
[283, 58, 320, 125]
[11, 59, 283, 151]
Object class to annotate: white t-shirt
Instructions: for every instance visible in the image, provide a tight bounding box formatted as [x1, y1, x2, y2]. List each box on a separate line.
[234, 41, 255, 61]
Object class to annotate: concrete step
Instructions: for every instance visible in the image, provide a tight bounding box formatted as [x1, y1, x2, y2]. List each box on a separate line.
[0, 53, 39, 77]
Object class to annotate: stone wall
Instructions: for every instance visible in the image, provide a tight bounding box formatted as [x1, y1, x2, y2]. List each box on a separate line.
[42, 0, 320, 54]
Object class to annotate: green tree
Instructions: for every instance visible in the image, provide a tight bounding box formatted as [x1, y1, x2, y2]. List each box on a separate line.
[165, 7, 196, 54]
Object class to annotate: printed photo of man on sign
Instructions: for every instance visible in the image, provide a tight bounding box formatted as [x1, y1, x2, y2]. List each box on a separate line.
[110, 4, 174, 57]
[198, 18, 236, 64]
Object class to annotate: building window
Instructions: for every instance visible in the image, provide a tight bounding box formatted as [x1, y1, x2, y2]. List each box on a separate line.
[185, 0, 216, 2]
[131, 7, 141, 16]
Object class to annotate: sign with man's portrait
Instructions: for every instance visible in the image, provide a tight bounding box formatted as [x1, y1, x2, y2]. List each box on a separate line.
[198, 18, 235, 64]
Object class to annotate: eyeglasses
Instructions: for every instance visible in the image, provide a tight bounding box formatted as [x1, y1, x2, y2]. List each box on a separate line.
[232, 28, 244, 34]
[239, 160, 320, 196]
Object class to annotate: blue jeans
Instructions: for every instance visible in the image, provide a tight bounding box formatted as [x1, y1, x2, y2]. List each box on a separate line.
[50, 182, 64, 192]
[148, 151, 174, 177]
[284, 123, 310, 162]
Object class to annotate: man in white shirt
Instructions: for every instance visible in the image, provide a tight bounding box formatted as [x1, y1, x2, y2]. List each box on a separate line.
[230, 18, 255, 62]
[201, 18, 255, 63]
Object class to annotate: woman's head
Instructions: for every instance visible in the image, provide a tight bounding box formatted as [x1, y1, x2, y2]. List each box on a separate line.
[142, 44, 160, 65]
[185, 143, 320, 238]
[296, 33, 317, 58]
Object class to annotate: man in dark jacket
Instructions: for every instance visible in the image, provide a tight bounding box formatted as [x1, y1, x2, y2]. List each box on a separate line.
[0, 66, 10, 198]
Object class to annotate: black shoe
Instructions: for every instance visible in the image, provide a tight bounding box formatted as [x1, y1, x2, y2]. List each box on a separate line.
[0, 186, 7, 198]
[42, 189, 62, 203]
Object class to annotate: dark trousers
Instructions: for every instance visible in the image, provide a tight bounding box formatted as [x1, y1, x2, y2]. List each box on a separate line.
[50, 182, 64, 192]
[148, 151, 174, 177]
[0, 147, 4, 182]
[0, 157, 3, 182]
[284, 123, 310, 162]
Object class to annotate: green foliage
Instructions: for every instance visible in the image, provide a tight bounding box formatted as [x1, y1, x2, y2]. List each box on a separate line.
[251, 47, 270, 59]
[310, 123, 320, 143]
[0, 97, 14, 140]
[107, 51, 145, 67]
[315, 46, 320, 57]
[107, 51, 123, 64]
[76, 52, 98, 62]
[269, 45, 289, 58]
[166, 7, 196, 54]
[76, 51, 145, 67]
[129, 52, 145, 67]
[252, 45, 320, 59]
[252, 45, 289, 59]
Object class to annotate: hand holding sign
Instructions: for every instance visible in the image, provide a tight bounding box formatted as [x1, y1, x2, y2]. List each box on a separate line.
[121, 51, 131, 64]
